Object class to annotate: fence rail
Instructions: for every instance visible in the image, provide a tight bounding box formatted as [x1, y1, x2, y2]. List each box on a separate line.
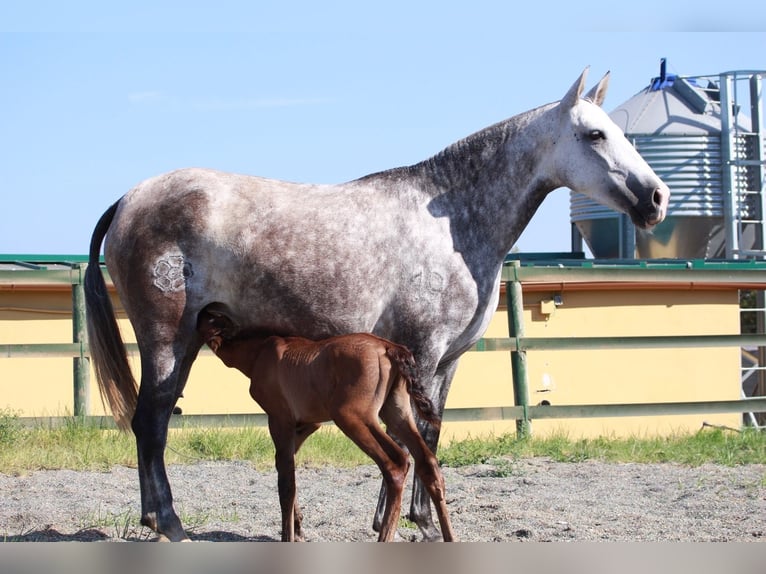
[2, 259, 766, 434]
[13, 397, 766, 431]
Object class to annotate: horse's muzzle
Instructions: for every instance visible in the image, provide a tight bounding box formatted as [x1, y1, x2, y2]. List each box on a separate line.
[647, 185, 670, 226]
[634, 184, 669, 229]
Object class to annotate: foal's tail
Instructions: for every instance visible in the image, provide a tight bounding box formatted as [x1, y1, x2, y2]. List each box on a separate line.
[385, 345, 441, 430]
[83, 200, 138, 431]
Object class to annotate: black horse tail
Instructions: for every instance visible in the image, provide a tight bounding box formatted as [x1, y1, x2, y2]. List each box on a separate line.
[385, 344, 441, 430]
[83, 200, 137, 431]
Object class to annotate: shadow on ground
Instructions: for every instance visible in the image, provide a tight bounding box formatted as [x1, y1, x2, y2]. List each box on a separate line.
[2, 527, 277, 542]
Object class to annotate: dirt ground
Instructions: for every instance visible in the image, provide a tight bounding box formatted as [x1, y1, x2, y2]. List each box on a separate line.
[1, 457, 764, 542]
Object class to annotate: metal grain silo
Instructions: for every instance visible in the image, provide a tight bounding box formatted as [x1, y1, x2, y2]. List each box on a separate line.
[571, 61, 765, 260]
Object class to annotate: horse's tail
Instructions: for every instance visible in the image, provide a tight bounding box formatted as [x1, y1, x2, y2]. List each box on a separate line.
[385, 344, 441, 430]
[83, 200, 138, 431]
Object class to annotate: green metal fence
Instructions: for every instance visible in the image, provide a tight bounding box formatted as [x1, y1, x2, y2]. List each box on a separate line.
[2, 257, 766, 434]
[1, 259, 91, 416]
[492, 260, 766, 436]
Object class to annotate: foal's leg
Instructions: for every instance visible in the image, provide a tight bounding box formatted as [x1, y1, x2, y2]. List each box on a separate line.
[373, 362, 456, 541]
[291, 422, 321, 540]
[334, 413, 409, 542]
[267, 417, 299, 542]
[407, 361, 457, 540]
[381, 393, 456, 542]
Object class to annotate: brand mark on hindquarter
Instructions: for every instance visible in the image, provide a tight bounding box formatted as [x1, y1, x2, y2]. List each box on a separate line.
[410, 268, 445, 303]
[152, 255, 193, 292]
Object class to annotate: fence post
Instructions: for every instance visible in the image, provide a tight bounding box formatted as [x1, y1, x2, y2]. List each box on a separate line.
[72, 263, 89, 416]
[506, 261, 530, 438]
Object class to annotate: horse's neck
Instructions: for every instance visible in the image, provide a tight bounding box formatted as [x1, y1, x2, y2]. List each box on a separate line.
[418, 104, 558, 258]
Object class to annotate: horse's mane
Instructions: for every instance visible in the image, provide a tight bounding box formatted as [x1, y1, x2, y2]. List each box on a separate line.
[353, 104, 555, 193]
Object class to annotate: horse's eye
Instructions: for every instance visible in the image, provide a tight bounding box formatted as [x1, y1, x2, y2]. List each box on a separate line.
[589, 130, 605, 141]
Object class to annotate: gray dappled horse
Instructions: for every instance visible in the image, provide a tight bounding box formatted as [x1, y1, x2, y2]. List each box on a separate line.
[85, 69, 668, 541]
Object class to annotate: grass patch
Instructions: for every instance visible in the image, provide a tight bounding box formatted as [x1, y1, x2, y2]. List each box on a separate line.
[166, 426, 274, 468]
[293, 427, 370, 468]
[79, 505, 149, 540]
[438, 428, 766, 467]
[78, 502, 242, 540]
[165, 425, 369, 470]
[0, 412, 136, 474]
[1, 409, 765, 475]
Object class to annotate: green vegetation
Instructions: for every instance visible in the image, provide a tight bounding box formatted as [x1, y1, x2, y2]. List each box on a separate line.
[0, 409, 764, 474]
[437, 427, 766, 467]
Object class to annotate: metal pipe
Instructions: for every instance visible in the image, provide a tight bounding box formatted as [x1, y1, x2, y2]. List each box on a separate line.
[71, 264, 89, 416]
[472, 333, 766, 352]
[1, 343, 83, 358]
[506, 263, 530, 438]
[17, 397, 766, 429]
[720, 73, 738, 259]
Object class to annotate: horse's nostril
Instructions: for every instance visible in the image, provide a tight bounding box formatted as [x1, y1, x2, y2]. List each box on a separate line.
[652, 187, 668, 209]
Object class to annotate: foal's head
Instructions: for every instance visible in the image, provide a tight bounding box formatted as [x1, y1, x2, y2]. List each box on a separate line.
[197, 309, 279, 374]
[197, 310, 234, 350]
[197, 310, 250, 374]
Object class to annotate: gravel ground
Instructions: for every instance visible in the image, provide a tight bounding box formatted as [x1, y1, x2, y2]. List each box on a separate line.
[0, 458, 764, 542]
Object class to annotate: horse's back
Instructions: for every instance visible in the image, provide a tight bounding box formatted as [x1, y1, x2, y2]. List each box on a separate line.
[107, 167, 408, 284]
[103, 166, 484, 365]
[110, 168, 312, 242]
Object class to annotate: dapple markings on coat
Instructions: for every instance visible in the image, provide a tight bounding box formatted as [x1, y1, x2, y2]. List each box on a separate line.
[84, 68, 669, 541]
[197, 310, 456, 542]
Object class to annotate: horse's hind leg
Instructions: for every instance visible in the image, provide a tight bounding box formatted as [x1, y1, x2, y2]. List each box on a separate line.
[132, 334, 199, 542]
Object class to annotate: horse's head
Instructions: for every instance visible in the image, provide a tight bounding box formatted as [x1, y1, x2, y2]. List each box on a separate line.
[548, 68, 669, 229]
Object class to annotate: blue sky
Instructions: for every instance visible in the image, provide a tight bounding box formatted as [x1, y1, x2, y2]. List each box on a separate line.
[1, 2, 765, 256]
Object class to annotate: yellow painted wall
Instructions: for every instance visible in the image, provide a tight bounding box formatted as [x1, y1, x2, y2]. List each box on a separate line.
[0, 284, 743, 441]
[444, 288, 741, 439]
[0, 292, 79, 417]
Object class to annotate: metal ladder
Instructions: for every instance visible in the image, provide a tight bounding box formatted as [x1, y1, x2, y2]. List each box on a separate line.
[718, 71, 766, 426]
[719, 70, 765, 260]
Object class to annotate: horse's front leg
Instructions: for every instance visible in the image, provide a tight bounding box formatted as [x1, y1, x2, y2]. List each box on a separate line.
[407, 361, 457, 541]
[373, 362, 456, 541]
[407, 415, 446, 540]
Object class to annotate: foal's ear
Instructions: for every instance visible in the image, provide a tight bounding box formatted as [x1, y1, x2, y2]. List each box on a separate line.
[584, 71, 610, 107]
[560, 67, 590, 110]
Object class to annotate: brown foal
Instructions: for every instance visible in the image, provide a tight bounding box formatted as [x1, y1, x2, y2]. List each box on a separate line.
[197, 310, 456, 542]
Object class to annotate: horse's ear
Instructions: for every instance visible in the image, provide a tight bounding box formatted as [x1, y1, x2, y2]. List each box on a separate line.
[584, 71, 610, 106]
[561, 67, 590, 110]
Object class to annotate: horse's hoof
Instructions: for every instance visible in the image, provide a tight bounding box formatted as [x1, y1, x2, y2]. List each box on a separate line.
[156, 534, 191, 542]
[418, 526, 443, 542]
